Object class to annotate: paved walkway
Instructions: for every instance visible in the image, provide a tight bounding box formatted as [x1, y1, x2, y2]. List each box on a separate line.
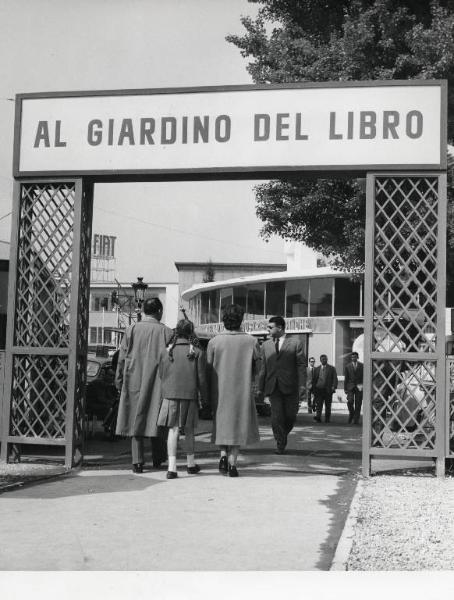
[0, 406, 362, 570]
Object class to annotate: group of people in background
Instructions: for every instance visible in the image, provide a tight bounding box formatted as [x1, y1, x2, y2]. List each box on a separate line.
[114, 299, 364, 479]
[306, 351, 363, 426]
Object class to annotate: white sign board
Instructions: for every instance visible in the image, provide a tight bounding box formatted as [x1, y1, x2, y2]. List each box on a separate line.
[15, 82, 446, 177]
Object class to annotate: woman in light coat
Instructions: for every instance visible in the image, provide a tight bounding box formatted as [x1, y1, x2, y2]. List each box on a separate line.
[206, 304, 260, 477]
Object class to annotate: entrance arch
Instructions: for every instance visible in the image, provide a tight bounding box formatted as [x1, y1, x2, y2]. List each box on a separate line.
[0, 81, 448, 475]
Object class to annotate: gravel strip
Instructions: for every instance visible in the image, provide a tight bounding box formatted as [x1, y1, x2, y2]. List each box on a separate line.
[348, 475, 454, 570]
[0, 463, 68, 490]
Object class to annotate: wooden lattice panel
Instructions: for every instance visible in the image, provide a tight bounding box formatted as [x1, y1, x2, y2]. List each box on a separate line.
[15, 183, 75, 348]
[11, 355, 68, 439]
[1, 179, 93, 467]
[371, 359, 436, 450]
[369, 176, 440, 453]
[373, 177, 438, 354]
[448, 359, 454, 456]
[72, 186, 93, 448]
[76, 188, 92, 354]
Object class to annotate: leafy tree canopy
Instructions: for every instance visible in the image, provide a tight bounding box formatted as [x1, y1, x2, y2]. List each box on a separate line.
[227, 0, 454, 274]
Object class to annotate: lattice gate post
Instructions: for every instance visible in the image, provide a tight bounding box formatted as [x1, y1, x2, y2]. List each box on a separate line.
[362, 173, 447, 478]
[0, 179, 93, 469]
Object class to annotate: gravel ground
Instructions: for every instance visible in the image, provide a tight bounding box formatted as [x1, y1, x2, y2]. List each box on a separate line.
[348, 474, 454, 570]
[0, 462, 68, 491]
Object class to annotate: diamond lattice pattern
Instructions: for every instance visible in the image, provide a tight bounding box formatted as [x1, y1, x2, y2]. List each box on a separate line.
[449, 359, 454, 455]
[372, 359, 436, 449]
[373, 178, 438, 353]
[15, 184, 75, 348]
[11, 355, 68, 439]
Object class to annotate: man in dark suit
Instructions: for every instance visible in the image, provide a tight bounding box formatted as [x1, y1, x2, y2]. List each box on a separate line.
[344, 351, 364, 424]
[313, 354, 338, 423]
[257, 316, 306, 454]
[306, 356, 316, 413]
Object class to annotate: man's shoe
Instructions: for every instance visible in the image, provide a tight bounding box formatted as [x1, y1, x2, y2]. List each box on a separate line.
[354, 420, 360, 425]
[132, 463, 143, 474]
[314, 416, 321, 423]
[218, 456, 228, 474]
[325, 419, 330, 423]
[348, 414, 354, 424]
[187, 464, 201, 474]
[228, 465, 239, 477]
[275, 444, 286, 454]
[166, 471, 178, 479]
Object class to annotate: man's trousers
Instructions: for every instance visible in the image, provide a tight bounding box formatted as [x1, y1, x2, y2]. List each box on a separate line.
[314, 388, 333, 422]
[346, 388, 363, 424]
[269, 388, 300, 451]
[131, 430, 168, 466]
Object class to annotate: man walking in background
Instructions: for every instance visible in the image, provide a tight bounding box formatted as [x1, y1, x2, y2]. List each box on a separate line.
[313, 354, 338, 424]
[258, 316, 306, 454]
[306, 356, 316, 413]
[344, 351, 363, 424]
[115, 297, 173, 473]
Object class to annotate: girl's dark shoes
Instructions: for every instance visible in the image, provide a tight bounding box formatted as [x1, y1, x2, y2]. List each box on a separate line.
[132, 463, 143, 474]
[228, 465, 239, 477]
[186, 464, 201, 474]
[218, 456, 228, 474]
[166, 471, 178, 479]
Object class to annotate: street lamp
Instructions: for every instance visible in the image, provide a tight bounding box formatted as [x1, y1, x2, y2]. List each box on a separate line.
[131, 277, 148, 322]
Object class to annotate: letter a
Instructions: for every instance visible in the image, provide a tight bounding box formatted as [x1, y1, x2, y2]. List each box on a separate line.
[34, 121, 50, 148]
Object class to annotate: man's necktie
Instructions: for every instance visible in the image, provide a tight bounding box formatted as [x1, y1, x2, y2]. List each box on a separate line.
[275, 339, 279, 354]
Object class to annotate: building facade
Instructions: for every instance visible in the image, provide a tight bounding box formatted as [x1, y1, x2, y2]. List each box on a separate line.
[88, 281, 179, 348]
[182, 267, 364, 378]
[175, 261, 286, 315]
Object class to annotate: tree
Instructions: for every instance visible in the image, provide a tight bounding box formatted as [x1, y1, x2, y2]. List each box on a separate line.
[227, 0, 454, 273]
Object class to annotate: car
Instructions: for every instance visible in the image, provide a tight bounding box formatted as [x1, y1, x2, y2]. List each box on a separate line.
[85, 352, 117, 423]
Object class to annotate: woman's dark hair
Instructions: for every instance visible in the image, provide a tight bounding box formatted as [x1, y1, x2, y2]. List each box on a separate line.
[175, 319, 194, 339]
[222, 304, 244, 331]
[167, 319, 199, 361]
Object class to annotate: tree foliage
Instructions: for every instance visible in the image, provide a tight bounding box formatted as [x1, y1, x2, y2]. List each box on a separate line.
[227, 0, 454, 273]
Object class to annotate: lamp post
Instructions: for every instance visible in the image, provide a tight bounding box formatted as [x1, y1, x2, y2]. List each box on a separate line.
[131, 277, 148, 322]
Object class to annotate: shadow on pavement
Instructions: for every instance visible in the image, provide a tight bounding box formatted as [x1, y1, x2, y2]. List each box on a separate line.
[20, 406, 361, 498]
[315, 471, 360, 569]
[7, 471, 162, 499]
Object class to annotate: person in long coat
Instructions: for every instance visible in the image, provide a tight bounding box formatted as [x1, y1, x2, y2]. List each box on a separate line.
[206, 304, 260, 477]
[115, 297, 173, 473]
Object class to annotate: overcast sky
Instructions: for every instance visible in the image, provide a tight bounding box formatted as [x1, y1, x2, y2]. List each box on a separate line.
[0, 0, 286, 281]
